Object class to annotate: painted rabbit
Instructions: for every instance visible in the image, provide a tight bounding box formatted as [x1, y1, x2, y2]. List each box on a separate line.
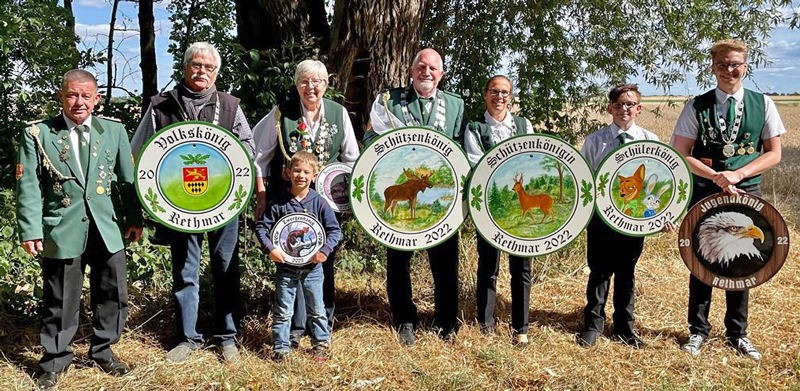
[642, 174, 670, 218]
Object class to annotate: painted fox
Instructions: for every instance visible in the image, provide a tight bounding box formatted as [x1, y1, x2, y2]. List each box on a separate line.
[617, 164, 646, 216]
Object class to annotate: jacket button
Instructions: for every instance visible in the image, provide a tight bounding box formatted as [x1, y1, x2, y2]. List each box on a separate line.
[82, 217, 88, 222]
[87, 196, 91, 200]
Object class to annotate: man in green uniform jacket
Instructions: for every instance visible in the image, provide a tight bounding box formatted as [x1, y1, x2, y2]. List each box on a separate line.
[16, 69, 142, 389]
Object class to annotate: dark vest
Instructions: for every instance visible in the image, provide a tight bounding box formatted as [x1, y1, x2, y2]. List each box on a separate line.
[691, 88, 765, 187]
[150, 89, 240, 132]
[469, 114, 529, 152]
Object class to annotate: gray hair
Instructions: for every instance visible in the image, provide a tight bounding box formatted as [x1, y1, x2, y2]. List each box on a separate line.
[183, 42, 222, 71]
[294, 59, 328, 83]
[411, 48, 443, 69]
[61, 69, 98, 91]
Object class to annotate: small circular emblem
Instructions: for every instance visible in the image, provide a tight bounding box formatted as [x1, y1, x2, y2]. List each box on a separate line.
[136, 121, 255, 233]
[271, 212, 326, 266]
[317, 162, 352, 213]
[350, 127, 470, 250]
[595, 140, 692, 236]
[468, 134, 594, 256]
[679, 192, 789, 290]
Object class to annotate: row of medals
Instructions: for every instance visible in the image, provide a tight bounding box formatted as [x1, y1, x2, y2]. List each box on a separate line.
[704, 102, 755, 158]
[56, 135, 115, 206]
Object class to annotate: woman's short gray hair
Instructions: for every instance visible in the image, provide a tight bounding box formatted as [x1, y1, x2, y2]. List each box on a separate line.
[183, 42, 222, 71]
[295, 60, 328, 83]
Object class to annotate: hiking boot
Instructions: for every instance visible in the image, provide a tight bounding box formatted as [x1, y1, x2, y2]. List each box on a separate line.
[730, 337, 761, 361]
[576, 330, 598, 347]
[165, 344, 195, 364]
[220, 344, 240, 363]
[682, 333, 705, 356]
[290, 333, 302, 349]
[397, 323, 415, 346]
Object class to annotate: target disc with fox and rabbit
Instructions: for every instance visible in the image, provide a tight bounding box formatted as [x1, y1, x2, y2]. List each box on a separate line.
[594, 140, 692, 236]
[350, 127, 471, 251]
[468, 134, 595, 257]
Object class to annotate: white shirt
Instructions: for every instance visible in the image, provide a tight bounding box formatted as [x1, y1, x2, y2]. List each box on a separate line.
[671, 87, 786, 144]
[580, 122, 659, 172]
[369, 87, 437, 134]
[463, 111, 534, 166]
[252, 101, 359, 178]
[62, 113, 92, 180]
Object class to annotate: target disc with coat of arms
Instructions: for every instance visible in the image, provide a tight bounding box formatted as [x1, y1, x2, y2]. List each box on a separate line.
[136, 121, 254, 233]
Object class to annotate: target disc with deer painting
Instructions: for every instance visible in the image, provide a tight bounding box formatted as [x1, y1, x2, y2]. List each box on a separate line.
[594, 140, 692, 236]
[468, 134, 595, 257]
[350, 127, 470, 251]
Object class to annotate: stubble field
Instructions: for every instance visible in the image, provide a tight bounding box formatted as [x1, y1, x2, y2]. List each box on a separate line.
[0, 100, 798, 390]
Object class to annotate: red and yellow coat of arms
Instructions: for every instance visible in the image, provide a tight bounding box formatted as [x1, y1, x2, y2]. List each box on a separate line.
[183, 166, 208, 195]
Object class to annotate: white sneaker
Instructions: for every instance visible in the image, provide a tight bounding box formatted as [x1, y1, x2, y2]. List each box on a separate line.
[731, 337, 761, 361]
[682, 334, 705, 356]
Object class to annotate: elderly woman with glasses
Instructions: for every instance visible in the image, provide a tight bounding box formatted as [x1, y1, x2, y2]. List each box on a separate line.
[463, 75, 535, 345]
[252, 59, 359, 348]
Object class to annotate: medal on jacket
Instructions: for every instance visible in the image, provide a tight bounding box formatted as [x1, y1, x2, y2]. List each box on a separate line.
[717, 99, 743, 158]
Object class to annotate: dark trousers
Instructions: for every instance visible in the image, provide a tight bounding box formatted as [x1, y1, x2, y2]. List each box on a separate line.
[169, 220, 240, 347]
[39, 223, 127, 373]
[475, 236, 532, 333]
[583, 214, 644, 335]
[386, 234, 460, 332]
[686, 183, 759, 339]
[291, 247, 336, 336]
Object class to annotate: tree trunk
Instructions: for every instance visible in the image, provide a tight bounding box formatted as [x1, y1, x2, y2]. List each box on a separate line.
[180, 0, 199, 57]
[138, 0, 158, 114]
[235, 0, 329, 51]
[105, 0, 120, 113]
[328, 0, 431, 139]
[63, 0, 78, 68]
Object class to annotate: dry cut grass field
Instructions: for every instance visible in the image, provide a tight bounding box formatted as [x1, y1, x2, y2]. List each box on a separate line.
[0, 103, 798, 390]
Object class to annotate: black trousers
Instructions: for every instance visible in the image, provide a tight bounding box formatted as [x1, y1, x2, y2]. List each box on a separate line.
[583, 214, 644, 334]
[291, 247, 336, 335]
[686, 182, 759, 339]
[39, 222, 127, 373]
[386, 234, 460, 332]
[475, 236, 532, 333]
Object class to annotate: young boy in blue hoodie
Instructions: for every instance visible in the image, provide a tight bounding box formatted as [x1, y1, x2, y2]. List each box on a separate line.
[256, 151, 341, 361]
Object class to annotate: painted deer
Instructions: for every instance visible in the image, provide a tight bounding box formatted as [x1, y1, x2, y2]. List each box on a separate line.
[512, 173, 555, 224]
[383, 168, 433, 219]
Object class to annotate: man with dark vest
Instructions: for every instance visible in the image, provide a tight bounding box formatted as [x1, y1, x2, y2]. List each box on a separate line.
[131, 42, 255, 363]
[16, 69, 142, 389]
[670, 39, 785, 361]
[252, 59, 358, 348]
[463, 75, 534, 346]
[366, 48, 465, 345]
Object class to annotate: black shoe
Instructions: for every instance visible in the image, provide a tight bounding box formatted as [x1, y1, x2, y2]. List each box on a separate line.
[577, 330, 598, 347]
[35, 364, 69, 390]
[94, 356, 131, 376]
[437, 328, 457, 343]
[290, 333, 301, 349]
[614, 332, 646, 349]
[397, 323, 415, 346]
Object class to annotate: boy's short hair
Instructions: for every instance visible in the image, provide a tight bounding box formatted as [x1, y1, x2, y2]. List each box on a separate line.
[289, 151, 319, 173]
[710, 39, 748, 60]
[608, 84, 641, 103]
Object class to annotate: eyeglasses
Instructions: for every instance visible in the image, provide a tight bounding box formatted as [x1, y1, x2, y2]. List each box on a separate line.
[488, 89, 511, 98]
[298, 79, 327, 88]
[189, 61, 217, 73]
[713, 62, 746, 71]
[611, 102, 639, 110]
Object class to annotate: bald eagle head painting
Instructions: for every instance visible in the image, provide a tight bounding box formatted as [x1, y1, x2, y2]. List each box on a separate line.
[697, 211, 765, 268]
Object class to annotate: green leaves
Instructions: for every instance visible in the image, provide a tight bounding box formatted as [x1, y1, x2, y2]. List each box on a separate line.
[180, 154, 210, 165]
[460, 175, 468, 201]
[678, 179, 688, 203]
[471, 184, 483, 211]
[597, 173, 609, 197]
[145, 188, 166, 213]
[580, 180, 593, 207]
[228, 184, 246, 211]
[352, 175, 365, 202]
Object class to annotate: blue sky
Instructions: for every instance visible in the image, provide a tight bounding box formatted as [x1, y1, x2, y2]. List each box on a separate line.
[69, 0, 800, 97]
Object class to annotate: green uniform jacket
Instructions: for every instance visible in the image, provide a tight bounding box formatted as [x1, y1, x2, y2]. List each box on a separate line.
[364, 87, 465, 145]
[16, 115, 143, 259]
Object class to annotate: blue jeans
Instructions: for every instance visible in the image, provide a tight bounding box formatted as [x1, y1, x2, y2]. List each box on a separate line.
[272, 263, 329, 353]
[170, 220, 240, 348]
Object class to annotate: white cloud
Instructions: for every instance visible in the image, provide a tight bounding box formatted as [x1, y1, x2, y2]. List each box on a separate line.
[76, 0, 109, 9]
[75, 22, 140, 40]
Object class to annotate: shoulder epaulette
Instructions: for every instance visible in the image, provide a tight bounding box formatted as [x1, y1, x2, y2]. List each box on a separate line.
[441, 90, 464, 100]
[25, 119, 46, 126]
[96, 115, 122, 123]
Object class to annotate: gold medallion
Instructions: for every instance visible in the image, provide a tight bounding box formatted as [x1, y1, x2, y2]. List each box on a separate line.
[96, 186, 105, 195]
[747, 146, 755, 154]
[737, 147, 745, 155]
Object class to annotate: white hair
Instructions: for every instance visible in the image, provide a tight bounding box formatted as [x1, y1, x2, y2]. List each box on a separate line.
[183, 42, 222, 71]
[294, 59, 328, 83]
[411, 48, 443, 69]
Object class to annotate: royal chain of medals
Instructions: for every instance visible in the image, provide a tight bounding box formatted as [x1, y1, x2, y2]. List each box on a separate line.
[400, 89, 447, 131]
[712, 98, 746, 158]
[289, 117, 339, 165]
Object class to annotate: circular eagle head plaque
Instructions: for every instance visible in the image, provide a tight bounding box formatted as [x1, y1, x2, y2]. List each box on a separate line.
[468, 134, 594, 256]
[271, 213, 326, 266]
[595, 141, 692, 236]
[317, 162, 352, 213]
[350, 127, 470, 251]
[136, 121, 255, 233]
[679, 192, 789, 290]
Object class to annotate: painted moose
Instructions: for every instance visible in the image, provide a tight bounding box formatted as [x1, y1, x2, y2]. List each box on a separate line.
[512, 173, 555, 224]
[383, 168, 433, 219]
